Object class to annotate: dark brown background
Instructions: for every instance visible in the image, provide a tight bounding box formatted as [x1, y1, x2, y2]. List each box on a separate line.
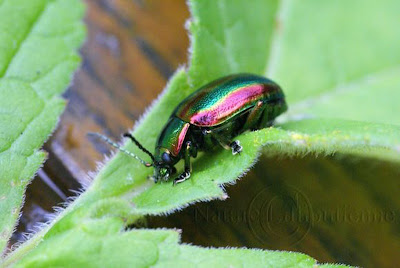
[12, 1, 400, 267]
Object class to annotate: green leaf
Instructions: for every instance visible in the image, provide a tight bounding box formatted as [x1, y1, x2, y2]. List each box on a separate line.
[0, 0, 85, 255]
[13, 219, 346, 268]
[4, 0, 399, 266]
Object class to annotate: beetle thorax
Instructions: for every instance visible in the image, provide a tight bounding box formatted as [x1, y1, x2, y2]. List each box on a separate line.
[156, 117, 190, 157]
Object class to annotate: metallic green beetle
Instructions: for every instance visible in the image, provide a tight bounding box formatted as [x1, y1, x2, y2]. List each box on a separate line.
[92, 73, 287, 185]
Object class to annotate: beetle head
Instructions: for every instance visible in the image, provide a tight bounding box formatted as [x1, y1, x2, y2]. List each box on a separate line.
[152, 147, 178, 181]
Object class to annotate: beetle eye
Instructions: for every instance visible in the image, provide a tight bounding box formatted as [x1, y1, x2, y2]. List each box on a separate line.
[161, 152, 171, 163]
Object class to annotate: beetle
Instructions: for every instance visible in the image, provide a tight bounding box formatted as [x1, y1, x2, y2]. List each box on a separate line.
[90, 73, 287, 185]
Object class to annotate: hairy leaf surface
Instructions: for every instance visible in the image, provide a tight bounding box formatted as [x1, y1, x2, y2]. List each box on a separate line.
[15, 222, 346, 268]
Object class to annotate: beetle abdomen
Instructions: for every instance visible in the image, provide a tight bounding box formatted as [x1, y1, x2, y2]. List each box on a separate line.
[174, 74, 286, 127]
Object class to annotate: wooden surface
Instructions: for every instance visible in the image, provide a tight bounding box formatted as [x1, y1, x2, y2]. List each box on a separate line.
[12, 1, 400, 267]
[12, 0, 190, 246]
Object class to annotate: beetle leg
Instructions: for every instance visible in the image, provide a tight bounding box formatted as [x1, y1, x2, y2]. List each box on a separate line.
[173, 141, 193, 185]
[148, 175, 158, 183]
[256, 100, 287, 129]
[257, 108, 275, 129]
[216, 138, 231, 150]
[210, 132, 242, 155]
[243, 100, 265, 130]
[202, 129, 212, 135]
[206, 129, 230, 150]
[230, 140, 242, 155]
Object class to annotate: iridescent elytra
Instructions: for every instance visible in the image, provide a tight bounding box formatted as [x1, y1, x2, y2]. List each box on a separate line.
[90, 73, 288, 185]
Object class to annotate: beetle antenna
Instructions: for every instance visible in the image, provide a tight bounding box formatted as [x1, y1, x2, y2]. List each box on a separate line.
[88, 133, 153, 167]
[123, 133, 155, 162]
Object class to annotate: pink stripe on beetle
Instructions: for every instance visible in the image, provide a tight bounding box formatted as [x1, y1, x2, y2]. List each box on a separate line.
[190, 85, 267, 126]
[171, 122, 190, 156]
